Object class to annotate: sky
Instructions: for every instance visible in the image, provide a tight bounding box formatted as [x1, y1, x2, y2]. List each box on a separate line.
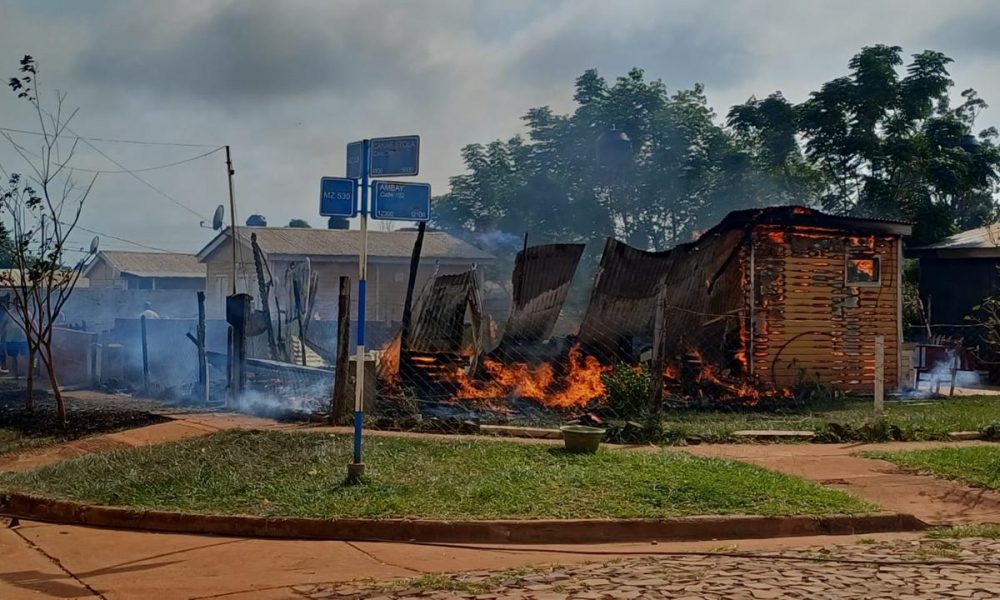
[0, 0, 998, 255]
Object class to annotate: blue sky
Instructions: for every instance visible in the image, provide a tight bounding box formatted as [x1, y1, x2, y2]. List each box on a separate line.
[0, 0, 998, 254]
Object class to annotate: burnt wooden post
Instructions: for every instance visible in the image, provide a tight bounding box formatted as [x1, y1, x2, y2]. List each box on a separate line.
[251, 233, 279, 361]
[196, 291, 208, 403]
[140, 315, 150, 393]
[226, 293, 252, 406]
[331, 276, 352, 424]
[874, 335, 885, 415]
[399, 221, 426, 379]
[647, 285, 668, 438]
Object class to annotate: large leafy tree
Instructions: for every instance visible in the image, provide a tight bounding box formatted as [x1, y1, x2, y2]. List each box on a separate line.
[433, 68, 817, 251]
[729, 45, 1000, 244]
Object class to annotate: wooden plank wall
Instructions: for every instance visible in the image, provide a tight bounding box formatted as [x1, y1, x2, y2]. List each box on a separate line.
[751, 226, 899, 392]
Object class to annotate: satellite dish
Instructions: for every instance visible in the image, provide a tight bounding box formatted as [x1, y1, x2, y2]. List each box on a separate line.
[212, 205, 225, 231]
[89, 236, 100, 255]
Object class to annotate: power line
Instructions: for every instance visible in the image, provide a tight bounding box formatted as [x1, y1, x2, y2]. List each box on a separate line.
[67, 129, 210, 220]
[0, 126, 217, 148]
[2, 123, 212, 221]
[67, 222, 190, 254]
[0, 143, 224, 174]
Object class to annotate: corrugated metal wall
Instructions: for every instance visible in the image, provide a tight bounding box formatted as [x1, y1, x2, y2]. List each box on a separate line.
[750, 226, 900, 392]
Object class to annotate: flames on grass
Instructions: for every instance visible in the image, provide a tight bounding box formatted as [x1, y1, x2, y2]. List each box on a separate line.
[381, 337, 788, 412]
[447, 344, 609, 408]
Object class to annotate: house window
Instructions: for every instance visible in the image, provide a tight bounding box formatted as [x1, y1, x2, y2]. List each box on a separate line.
[846, 254, 880, 285]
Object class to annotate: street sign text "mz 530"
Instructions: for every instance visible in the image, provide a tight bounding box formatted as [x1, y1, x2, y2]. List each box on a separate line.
[319, 177, 357, 217]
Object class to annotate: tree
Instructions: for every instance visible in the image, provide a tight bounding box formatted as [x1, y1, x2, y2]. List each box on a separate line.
[0, 56, 96, 423]
[432, 68, 816, 252]
[729, 45, 1000, 245]
[288, 218, 311, 228]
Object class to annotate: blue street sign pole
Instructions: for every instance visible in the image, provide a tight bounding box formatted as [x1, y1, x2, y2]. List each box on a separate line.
[350, 139, 370, 476]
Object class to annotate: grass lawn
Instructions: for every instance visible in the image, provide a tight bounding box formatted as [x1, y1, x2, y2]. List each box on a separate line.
[0, 430, 874, 519]
[0, 429, 56, 456]
[865, 446, 1000, 493]
[659, 395, 1000, 443]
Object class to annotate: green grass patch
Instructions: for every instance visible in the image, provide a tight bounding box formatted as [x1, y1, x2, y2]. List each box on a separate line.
[0, 428, 56, 456]
[865, 446, 1000, 492]
[927, 524, 1000, 540]
[0, 430, 873, 519]
[660, 395, 1000, 444]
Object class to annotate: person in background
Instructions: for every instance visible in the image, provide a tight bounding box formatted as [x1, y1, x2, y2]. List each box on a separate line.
[140, 302, 160, 319]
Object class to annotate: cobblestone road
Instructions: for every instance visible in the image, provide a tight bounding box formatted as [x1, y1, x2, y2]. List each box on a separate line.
[293, 538, 1000, 600]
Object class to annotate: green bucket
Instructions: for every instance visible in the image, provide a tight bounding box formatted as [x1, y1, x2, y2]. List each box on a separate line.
[560, 425, 606, 453]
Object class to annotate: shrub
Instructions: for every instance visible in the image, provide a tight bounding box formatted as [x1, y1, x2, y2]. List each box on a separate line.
[601, 363, 650, 419]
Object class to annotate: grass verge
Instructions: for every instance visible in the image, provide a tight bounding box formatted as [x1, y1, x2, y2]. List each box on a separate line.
[658, 395, 1000, 443]
[0, 430, 873, 519]
[865, 445, 1000, 492]
[927, 524, 1000, 539]
[0, 429, 56, 457]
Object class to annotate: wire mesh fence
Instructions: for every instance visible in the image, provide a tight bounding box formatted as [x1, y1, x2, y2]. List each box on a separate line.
[212, 218, 957, 432]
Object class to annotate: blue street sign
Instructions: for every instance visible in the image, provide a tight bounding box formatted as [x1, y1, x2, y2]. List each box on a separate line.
[369, 135, 419, 177]
[319, 177, 357, 217]
[346, 141, 363, 179]
[372, 181, 431, 221]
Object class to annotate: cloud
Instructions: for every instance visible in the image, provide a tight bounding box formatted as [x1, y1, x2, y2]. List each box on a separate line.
[503, 1, 753, 92]
[0, 0, 998, 256]
[74, 0, 473, 106]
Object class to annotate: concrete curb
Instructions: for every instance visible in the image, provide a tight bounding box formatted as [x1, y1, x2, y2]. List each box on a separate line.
[0, 493, 927, 544]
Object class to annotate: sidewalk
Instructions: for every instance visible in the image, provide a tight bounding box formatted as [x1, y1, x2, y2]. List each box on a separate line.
[681, 441, 1000, 525]
[2, 398, 1000, 597]
[0, 520, 928, 600]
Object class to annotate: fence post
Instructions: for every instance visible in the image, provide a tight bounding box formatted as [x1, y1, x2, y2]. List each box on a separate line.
[140, 315, 150, 393]
[197, 291, 208, 403]
[647, 285, 668, 439]
[331, 276, 352, 424]
[874, 335, 884, 416]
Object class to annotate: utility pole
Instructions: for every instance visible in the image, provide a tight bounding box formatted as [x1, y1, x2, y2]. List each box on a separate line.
[225, 145, 238, 295]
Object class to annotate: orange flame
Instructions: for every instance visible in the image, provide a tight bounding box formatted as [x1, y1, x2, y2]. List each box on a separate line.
[448, 344, 609, 408]
[378, 335, 401, 384]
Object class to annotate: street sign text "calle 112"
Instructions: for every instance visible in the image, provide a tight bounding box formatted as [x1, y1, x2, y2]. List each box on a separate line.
[372, 181, 430, 221]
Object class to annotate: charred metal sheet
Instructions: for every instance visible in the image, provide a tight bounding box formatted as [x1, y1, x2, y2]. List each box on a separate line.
[405, 270, 483, 355]
[578, 238, 677, 359]
[495, 243, 585, 350]
[652, 229, 747, 370]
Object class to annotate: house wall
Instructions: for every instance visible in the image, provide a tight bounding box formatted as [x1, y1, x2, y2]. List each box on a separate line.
[85, 260, 118, 288]
[201, 235, 481, 325]
[203, 236, 260, 318]
[750, 226, 901, 392]
[121, 274, 205, 291]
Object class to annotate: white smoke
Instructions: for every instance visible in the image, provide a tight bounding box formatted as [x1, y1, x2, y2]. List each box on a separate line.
[916, 348, 982, 392]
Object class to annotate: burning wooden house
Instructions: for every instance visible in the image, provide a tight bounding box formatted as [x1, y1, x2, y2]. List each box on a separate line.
[583, 206, 911, 393]
[381, 206, 911, 418]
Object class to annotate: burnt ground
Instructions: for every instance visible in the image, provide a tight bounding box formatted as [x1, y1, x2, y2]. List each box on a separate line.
[0, 379, 171, 443]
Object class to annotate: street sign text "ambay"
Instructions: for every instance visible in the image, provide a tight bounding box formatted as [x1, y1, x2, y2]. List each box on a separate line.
[372, 181, 430, 221]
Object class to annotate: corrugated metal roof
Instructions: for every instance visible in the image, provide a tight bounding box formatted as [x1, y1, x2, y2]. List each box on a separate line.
[0, 269, 90, 288]
[909, 224, 1000, 251]
[198, 227, 494, 262]
[496, 243, 584, 349]
[698, 206, 912, 240]
[89, 251, 205, 278]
